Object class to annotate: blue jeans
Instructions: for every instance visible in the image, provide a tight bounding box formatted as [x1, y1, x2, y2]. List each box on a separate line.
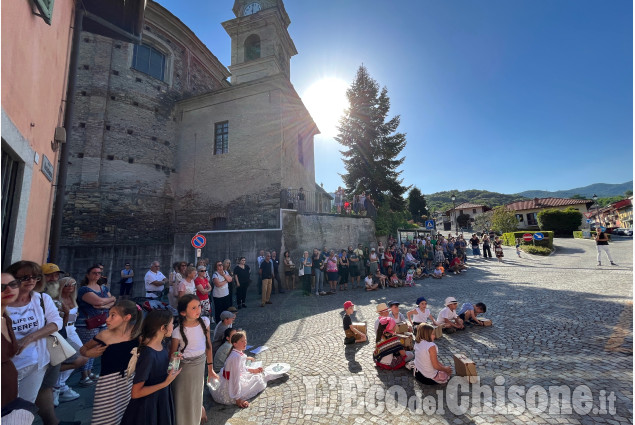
[313, 269, 324, 293]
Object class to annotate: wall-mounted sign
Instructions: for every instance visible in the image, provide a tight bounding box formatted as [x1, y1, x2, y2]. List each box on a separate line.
[41, 154, 54, 182]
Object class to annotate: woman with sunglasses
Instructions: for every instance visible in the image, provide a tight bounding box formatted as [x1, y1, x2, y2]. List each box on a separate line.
[5, 261, 64, 425]
[1, 272, 21, 405]
[76, 265, 116, 386]
[53, 277, 89, 404]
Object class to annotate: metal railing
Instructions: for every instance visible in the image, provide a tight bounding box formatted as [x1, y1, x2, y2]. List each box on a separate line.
[280, 189, 377, 220]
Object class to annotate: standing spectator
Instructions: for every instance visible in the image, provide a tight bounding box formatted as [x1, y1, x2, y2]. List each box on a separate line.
[312, 249, 325, 296]
[481, 234, 492, 259]
[338, 250, 350, 291]
[168, 262, 185, 308]
[76, 265, 116, 386]
[493, 236, 504, 263]
[335, 186, 344, 213]
[233, 258, 251, 309]
[195, 266, 212, 316]
[270, 251, 284, 294]
[120, 263, 134, 300]
[299, 251, 313, 296]
[144, 262, 167, 300]
[354, 244, 365, 275]
[596, 229, 617, 266]
[326, 251, 339, 293]
[223, 259, 236, 306]
[282, 251, 295, 292]
[53, 277, 88, 405]
[2, 271, 39, 424]
[212, 262, 233, 323]
[470, 234, 481, 258]
[359, 192, 366, 214]
[256, 250, 265, 296]
[5, 261, 68, 425]
[368, 248, 379, 275]
[259, 253, 274, 307]
[348, 246, 361, 289]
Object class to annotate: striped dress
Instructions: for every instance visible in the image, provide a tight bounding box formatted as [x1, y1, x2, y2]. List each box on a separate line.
[90, 338, 139, 425]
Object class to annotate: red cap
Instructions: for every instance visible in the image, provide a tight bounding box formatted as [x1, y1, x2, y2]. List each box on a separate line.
[343, 301, 354, 310]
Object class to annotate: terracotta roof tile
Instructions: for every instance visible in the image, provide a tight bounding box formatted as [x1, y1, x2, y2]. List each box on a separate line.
[506, 197, 591, 211]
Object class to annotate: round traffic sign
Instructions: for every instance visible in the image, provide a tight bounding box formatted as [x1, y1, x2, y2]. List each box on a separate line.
[533, 232, 544, 241]
[191, 234, 206, 248]
[523, 233, 533, 242]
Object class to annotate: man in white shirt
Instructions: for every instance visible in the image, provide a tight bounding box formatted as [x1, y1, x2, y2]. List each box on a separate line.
[437, 296, 464, 333]
[144, 261, 167, 299]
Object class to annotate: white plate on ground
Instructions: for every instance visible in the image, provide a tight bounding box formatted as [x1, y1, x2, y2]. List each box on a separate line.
[265, 362, 290, 374]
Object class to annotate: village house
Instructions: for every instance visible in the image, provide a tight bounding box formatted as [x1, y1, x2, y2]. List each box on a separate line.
[506, 197, 593, 230]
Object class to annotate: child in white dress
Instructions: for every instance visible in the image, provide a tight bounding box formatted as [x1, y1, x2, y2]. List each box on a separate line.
[211, 331, 283, 408]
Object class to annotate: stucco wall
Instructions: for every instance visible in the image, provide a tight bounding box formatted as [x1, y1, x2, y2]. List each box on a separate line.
[281, 212, 376, 258]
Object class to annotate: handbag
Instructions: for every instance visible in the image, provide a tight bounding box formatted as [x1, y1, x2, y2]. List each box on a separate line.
[47, 332, 77, 366]
[39, 294, 76, 366]
[86, 312, 108, 329]
[298, 267, 305, 277]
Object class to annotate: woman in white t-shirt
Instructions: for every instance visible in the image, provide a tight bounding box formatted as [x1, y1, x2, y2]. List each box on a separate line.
[6, 261, 63, 405]
[177, 266, 197, 299]
[211, 261, 232, 324]
[171, 294, 218, 425]
[413, 324, 452, 384]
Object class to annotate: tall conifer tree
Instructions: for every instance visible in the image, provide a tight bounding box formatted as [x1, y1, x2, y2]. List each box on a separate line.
[336, 65, 409, 210]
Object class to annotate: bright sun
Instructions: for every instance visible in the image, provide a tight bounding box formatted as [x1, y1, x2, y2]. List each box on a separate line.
[302, 78, 349, 138]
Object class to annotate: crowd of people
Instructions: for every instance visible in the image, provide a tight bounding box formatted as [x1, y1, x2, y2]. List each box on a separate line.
[0, 259, 287, 425]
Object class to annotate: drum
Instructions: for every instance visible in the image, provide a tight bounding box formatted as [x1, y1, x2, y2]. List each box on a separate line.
[395, 322, 409, 334]
[351, 322, 367, 337]
[396, 333, 414, 350]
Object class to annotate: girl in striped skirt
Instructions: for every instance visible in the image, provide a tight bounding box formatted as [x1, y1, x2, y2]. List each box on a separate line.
[80, 300, 142, 425]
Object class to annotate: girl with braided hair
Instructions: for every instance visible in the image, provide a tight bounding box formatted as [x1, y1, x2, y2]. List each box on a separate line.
[170, 294, 218, 424]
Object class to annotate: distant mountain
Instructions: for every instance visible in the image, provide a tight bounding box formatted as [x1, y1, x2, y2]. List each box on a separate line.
[517, 181, 633, 199]
[425, 190, 526, 213]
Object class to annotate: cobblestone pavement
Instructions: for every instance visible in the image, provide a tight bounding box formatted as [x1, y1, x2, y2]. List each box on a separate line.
[53, 238, 633, 425]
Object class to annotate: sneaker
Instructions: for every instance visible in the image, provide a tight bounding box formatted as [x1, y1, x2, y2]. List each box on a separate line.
[405, 361, 415, 371]
[59, 389, 81, 403]
[89, 373, 100, 380]
[320, 291, 326, 295]
[453, 271, 457, 275]
[315, 292, 320, 296]
[79, 377, 94, 387]
[611, 262, 618, 266]
[53, 388, 60, 407]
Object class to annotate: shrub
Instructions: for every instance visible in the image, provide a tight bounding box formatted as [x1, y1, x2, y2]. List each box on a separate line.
[502, 231, 554, 248]
[537, 208, 583, 236]
[573, 231, 583, 239]
[491, 206, 518, 234]
[520, 245, 552, 256]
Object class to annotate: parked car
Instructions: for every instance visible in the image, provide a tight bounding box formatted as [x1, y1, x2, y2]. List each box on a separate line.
[623, 229, 633, 236]
[616, 228, 633, 236]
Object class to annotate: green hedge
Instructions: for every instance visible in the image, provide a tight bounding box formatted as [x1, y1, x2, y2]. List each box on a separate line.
[502, 231, 554, 249]
[520, 245, 552, 256]
[573, 231, 583, 239]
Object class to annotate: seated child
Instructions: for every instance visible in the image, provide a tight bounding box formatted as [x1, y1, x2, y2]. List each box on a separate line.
[437, 297, 464, 333]
[365, 273, 379, 291]
[386, 267, 402, 288]
[413, 266, 426, 279]
[457, 302, 487, 326]
[432, 263, 445, 279]
[413, 324, 452, 385]
[407, 297, 439, 329]
[214, 327, 251, 372]
[405, 265, 415, 285]
[388, 301, 410, 331]
[373, 317, 413, 370]
[448, 256, 467, 275]
[343, 301, 367, 344]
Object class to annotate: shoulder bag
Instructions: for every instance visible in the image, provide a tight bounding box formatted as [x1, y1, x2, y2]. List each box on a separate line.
[39, 294, 76, 366]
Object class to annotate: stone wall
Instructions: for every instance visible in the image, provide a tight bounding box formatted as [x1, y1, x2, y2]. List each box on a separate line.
[281, 212, 377, 258]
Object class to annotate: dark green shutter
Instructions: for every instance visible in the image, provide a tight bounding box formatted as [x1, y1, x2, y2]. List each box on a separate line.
[33, 0, 55, 25]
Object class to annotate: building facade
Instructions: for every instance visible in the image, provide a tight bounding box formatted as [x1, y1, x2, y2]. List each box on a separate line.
[506, 197, 592, 230]
[57, 0, 325, 283]
[1, 0, 75, 268]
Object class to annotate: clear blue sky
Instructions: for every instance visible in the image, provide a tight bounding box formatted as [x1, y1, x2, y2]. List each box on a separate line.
[157, 0, 633, 195]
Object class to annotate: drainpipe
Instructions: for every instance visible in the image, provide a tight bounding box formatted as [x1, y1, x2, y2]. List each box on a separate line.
[50, 6, 84, 262]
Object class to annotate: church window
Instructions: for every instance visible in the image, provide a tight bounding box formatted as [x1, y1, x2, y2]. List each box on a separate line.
[244, 34, 261, 61]
[297, 135, 304, 166]
[214, 121, 229, 155]
[132, 44, 165, 81]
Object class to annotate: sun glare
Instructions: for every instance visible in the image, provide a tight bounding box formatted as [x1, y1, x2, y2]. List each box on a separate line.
[302, 78, 349, 138]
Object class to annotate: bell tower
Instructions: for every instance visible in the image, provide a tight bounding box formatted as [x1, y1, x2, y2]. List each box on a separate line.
[222, 0, 297, 84]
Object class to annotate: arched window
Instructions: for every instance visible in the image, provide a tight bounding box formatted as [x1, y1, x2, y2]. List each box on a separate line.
[244, 34, 261, 61]
[132, 44, 166, 81]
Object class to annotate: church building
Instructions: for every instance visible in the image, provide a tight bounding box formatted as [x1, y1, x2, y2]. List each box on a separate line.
[59, 0, 320, 277]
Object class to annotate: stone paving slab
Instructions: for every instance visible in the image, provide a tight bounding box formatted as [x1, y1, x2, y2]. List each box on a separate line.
[51, 239, 633, 424]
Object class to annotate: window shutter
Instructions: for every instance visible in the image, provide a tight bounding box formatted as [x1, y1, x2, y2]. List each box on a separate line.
[33, 0, 55, 25]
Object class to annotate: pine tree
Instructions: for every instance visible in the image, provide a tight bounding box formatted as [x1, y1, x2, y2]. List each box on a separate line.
[336, 65, 409, 211]
[407, 187, 428, 222]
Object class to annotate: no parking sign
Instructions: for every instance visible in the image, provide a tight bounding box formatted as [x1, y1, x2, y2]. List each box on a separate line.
[191, 234, 206, 248]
